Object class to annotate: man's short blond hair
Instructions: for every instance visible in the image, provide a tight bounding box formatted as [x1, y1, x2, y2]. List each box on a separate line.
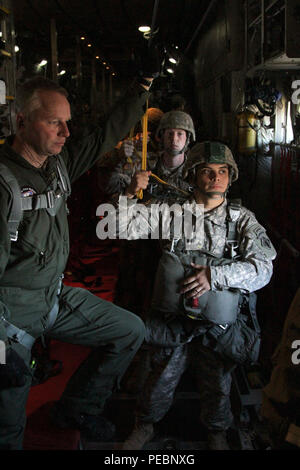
[16, 77, 68, 118]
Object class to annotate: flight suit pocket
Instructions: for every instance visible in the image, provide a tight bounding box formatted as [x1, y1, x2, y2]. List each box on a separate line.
[0, 286, 46, 326]
[0, 286, 23, 316]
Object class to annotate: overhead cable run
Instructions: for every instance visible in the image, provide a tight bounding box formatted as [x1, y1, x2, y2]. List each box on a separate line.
[148, 0, 160, 48]
[184, 0, 218, 55]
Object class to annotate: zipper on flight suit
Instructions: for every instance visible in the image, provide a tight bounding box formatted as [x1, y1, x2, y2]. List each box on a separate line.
[39, 250, 46, 266]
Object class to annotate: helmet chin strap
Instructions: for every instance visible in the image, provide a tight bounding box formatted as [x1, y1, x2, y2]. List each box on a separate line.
[197, 182, 231, 200]
[167, 147, 185, 157]
[182, 133, 191, 153]
[205, 191, 225, 199]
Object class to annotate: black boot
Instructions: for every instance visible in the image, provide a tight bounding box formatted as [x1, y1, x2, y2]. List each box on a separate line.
[51, 402, 116, 442]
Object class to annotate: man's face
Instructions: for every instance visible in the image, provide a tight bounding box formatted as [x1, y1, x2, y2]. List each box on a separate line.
[20, 90, 71, 157]
[162, 128, 187, 156]
[196, 163, 230, 198]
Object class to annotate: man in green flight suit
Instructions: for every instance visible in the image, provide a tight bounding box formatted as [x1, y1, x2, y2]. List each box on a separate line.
[0, 74, 154, 449]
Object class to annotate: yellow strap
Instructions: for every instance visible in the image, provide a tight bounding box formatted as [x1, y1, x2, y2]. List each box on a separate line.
[137, 100, 149, 199]
[141, 113, 148, 170]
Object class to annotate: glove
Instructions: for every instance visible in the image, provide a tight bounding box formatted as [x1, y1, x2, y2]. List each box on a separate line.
[0, 347, 30, 390]
[135, 43, 162, 78]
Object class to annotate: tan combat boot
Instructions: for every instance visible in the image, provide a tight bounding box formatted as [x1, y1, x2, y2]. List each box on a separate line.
[207, 430, 230, 450]
[122, 421, 154, 450]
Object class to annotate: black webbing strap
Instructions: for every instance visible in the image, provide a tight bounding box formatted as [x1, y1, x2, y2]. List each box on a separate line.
[0, 163, 23, 241]
[0, 155, 71, 240]
[20, 155, 71, 211]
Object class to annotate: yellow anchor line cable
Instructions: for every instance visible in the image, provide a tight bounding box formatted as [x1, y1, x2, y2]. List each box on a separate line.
[137, 100, 149, 199]
[150, 173, 190, 197]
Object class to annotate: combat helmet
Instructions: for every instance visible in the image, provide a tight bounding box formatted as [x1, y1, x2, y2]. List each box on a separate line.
[184, 141, 239, 183]
[155, 110, 196, 144]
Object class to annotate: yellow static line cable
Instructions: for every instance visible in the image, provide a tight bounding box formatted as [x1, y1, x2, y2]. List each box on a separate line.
[150, 173, 190, 196]
[137, 100, 149, 199]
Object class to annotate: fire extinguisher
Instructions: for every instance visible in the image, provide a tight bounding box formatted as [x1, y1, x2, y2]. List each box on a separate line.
[237, 111, 257, 155]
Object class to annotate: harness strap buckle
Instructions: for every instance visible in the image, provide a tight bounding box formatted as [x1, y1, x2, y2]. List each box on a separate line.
[10, 230, 18, 242]
[44, 276, 63, 332]
[1, 316, 35, 350]
[218, 323, 228, 331]
[46, 190, 56, 208]
[206, 323, 229, 340]
[225, 241, 239, 258]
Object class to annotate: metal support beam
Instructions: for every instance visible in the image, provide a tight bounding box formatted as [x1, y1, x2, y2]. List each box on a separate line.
[91, 56, 97, 117]
[102, 68, 106, 114]
[148, 0, 160, 48]
[109, 73, 113, 108]
[76, 36, 82, 88]
[261, 0, 265, 65]
[50, 18, 58, 82]
[184, 0, 218, 55]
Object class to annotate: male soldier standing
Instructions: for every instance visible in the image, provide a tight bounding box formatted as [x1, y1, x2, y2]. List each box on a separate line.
[114, 141, 276, 450]
[0, 73, 155, 450]
[98, 109, 196, 200]
[147, 109, 195, 199]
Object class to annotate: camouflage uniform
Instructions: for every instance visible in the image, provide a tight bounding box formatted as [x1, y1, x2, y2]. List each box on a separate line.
[146, 156, 192, 202]
[96, 138, 159, 316]
[97, 140, 159, 197]
[114, 142, 276, 431]
[97, 109, 195, 200]
[95, 109, 162, 317]
[106, 111, 195, 318]
[97, 107, 164, 198]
